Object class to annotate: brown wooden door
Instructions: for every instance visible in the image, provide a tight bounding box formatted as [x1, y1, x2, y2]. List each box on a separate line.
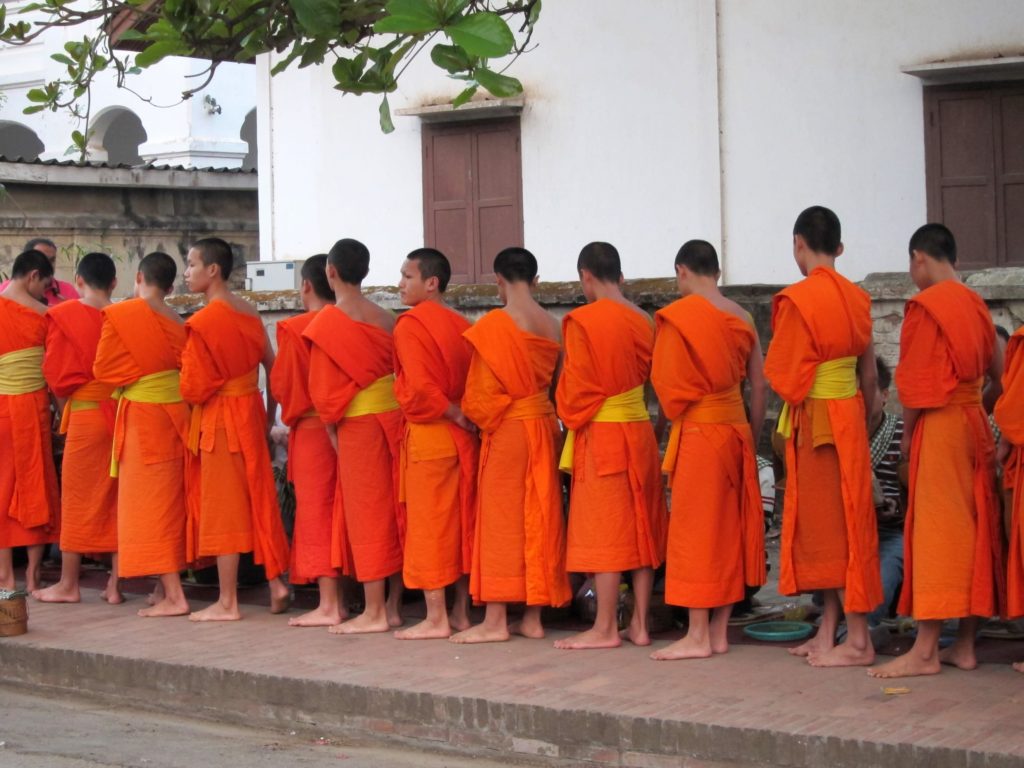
[422, 118, 523, 284]
[925, 83, 1024, 268]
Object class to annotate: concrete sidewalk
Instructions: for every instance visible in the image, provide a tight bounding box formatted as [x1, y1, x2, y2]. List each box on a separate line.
[2, 592, 1023, 768]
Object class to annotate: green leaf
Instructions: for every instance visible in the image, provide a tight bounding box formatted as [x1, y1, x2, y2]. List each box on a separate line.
[528, 0, 542, 26]
[22, 104, 47, 115]
[71, 130, 86, 149]
[436, 0, 469, 22]
[114, 28, 147, 41]
[25, 88, 49, 103]
[373, 0, 441, 34]
[430, 42, 470, 74]
[287, 0, 339, 37]
[379, 94, 395, 133]
[50, 53, 73, 65]
[446, 12, 514, 58]
[451, 84, 476, 108]
[473, 67, 521, 98]
[135, 40, 188, 68]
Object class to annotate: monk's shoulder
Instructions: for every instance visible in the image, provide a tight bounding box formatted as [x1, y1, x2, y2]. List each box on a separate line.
[364, 299, 397, 332]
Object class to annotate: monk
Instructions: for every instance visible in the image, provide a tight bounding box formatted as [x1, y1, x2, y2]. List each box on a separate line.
[554, 241, 667, 650]
[0, 250, 60, 592]
[997, 323, 1024, 672]
[270, 255, 344, 626]
[870, 224, 1003, 678]
[650, 240, 766, 660]
[181, 237, 291, 621]
[304, 238, 406, 634]
[764, 206, 882, 668]
[36, 252, 121, 604]
[91, 252, 192, 617]
[450, 247, 571, 644]
[392, 247, 478, 639]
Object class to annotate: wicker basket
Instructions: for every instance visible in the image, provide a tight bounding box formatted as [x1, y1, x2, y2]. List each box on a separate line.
[0, 595, 28, 637]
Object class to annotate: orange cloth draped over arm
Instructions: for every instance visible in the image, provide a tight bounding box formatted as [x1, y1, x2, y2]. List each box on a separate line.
[0, 297, 59, 546]
[181, 300, 289, 579]
[270, 311, 336, 584]
[763, 267, 881, 614]
[652, 296, 764, 608]
[304, 305, 404, 582]
[43, 300, 117, 553]
[93, 298, 190, 577]
[462, 309, 571, 607]
[997, 328, 1024, 618]
[895, 281, 1002, 620]
[393, 301, 478, 590]
[555, 299, 666, 573]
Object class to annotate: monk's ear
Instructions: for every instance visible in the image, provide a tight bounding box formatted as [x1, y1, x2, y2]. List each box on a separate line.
[425, 275, 440, 293]
[531, 275, 539, 289]
[835, 243, 845, 258]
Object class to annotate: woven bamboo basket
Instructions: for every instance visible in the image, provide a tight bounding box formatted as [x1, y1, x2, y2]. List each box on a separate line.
[0, 595, 28, 637]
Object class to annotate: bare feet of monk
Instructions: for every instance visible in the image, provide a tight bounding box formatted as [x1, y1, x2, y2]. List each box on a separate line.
[554, 627, 622, 650]
[269, 580, 292, 615]
[789, 632, 833, 658]
[102, 575, 124, 605]
[146, 582, 165, 607]
[32, 582, 81, 604]
[386, 602, 404, 629]
[1012, 661, 1024, 673]
[450, 623, 510, 644]
[650, 634, 721, 661]
[509, 616, 545, 640]
[807, 641, 874, 668]
[867, 652, 941, 678]
[288, 606, 344, 627]
[189, 601, 242, 622]
[328, 611, 393, 635]
[138, 596, 190, 618]
[622, 614, 651, 647]
[939, 642, 978, 671]
[394, 616, 452, 640]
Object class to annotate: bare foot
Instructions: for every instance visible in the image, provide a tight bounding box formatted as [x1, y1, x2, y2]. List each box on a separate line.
[867, 653, 941, 679]
[31, 583, 81, 603]
[450, 623, 510, 644]
[1012, 661, 1024, 674]
[554, 627, 622, 650]
[101, 584, 125, 605]
[26, 577, 44, 594]
[789, 632, 832, 658]
[386, 602, 404, 628]
[509, 619, 545, 640]
[138, 597, 190, 618]
[329, 612, 393, 635]
[394, 617, 451, 640]
[146, 583, 165, 607]
[939, 643, 978, 671]
[650, 634, 714, 660]
[448, 612, 471, 633]
[269, 587, 292, 615]
[807, 642, 875, 668]
[287, 606, 343, 627]
[189, 602, 242, 622]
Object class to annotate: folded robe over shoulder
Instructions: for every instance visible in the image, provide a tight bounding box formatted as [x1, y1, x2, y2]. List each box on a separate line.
[763, 267, 882, 614]
[93, 298, 190, 578]
[0, 296, 59, 547]
[270, 310, 337, 585]
[998, 326, 1024, 618]
[555, 298, 667, 573]
[44, 300, 117, 554]
[462, 309, 570, 607]
[897, 280, 1002, 620]
[304, 305, 404, 582]
[393, 300, 478, 591]
[653, 295, 765, 608]
[181, 299, 289, 579]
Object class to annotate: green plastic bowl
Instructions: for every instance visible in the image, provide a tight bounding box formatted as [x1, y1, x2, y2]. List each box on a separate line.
[742, 621, 815, 642]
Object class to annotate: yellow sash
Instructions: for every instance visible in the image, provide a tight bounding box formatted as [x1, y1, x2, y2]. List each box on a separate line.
[187, 369, 258, 453]
[59, 380, 116, 434]
[344, 374, 399, 418]
[505, 390, 555, 421]
[559, 384, 649, 473]
[0, 346, 44, 395]
[110, 369, 183, 477]
[776, 356, 857, 439]
[662, 383, 746, 475]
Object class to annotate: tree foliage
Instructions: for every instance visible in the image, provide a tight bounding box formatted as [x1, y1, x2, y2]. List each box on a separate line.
[0, 0, 540, 153]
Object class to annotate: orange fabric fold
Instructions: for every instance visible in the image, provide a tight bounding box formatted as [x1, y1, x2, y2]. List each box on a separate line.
[304, 305, 405, 582]
[653, 295, 765, 608]
[555, 299, 667, 572]
[896, 280, 1002, 620]
[462, 309, 571, 607]
[394, 301, 478, 590]
[93, 298, 190, 577]
[0, 297, 59, 546]
[181, 299, 289, 580]
[997, 327, 1024, 618]
[44, 300, 116, 553]
[763, 267, 882, 613]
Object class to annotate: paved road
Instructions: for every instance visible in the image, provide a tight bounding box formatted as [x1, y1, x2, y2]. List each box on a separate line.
[0, 686, 528, 768]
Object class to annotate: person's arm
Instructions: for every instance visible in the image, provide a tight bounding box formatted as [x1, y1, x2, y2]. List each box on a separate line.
[746, 335, 767, 450]
[444, 401, 477, 432]
[983, 330, 1005, 414]
[326, 422, 338, 453]
[857, 340, 878, 431]
[262, 330, 277, 435]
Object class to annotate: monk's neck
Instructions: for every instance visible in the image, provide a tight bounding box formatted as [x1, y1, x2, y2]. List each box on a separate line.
[204, 283, 233, 304]
[417, 295, 447, 309]
[685, 277, 722, 302]
[803, 254, 837, 274]
[0, 283, 43, 310]
[920, 263, 959, 289]
[589, 281, 626, 303]
[333, 282, 363, 305]
[138, 286, 170, 305]
[81, 291, 113, 311]
[304, 297, 330, 313]
[502, 282, 535, 311]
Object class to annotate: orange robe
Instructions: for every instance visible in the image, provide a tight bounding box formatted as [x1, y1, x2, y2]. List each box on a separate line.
[555, 299, 667, 573]
[304, 305, 404, 582]
[180, 300, 289, 579]
[763, 267, 882, 613]
[270, 310, 337, 584]
[652, 296, 765, 608]
[0, 297, 59, 548]
[393, 301, 479, 590]
[44, 300, 117, 554]
[462, 309, 570, 607]
[93, 299, 190, 578]
[998, 327, 1024, 618]
[896, 280, 1002, 619]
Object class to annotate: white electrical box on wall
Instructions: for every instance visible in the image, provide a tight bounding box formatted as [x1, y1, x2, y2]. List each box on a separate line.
[245, 260, 305, 291]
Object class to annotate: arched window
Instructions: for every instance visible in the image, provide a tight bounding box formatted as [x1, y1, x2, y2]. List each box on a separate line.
[0, 122, 44, 161]
[87, 107, 148, 165]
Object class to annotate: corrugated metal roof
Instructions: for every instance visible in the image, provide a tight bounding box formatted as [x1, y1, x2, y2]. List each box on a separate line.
[0, 155, 256, 174]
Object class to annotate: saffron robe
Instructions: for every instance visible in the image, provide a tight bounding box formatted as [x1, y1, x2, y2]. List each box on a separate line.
[93, 299, 189, 577]
[555, 299, 667, 572]
[180, 299, 289, 579]
[44, 300, 117, 554]
[270, 310, 337, 584]
[0, 297, 59, 547]
[462, 309, 571, 607]
[652, 296, 765, 608]
[763, 266, 882, 613]
[393, 300, 478, 590]
[304, 305, 404, 582]
[897, 280, 1002, 619]
[998, 326, 1024, 618]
